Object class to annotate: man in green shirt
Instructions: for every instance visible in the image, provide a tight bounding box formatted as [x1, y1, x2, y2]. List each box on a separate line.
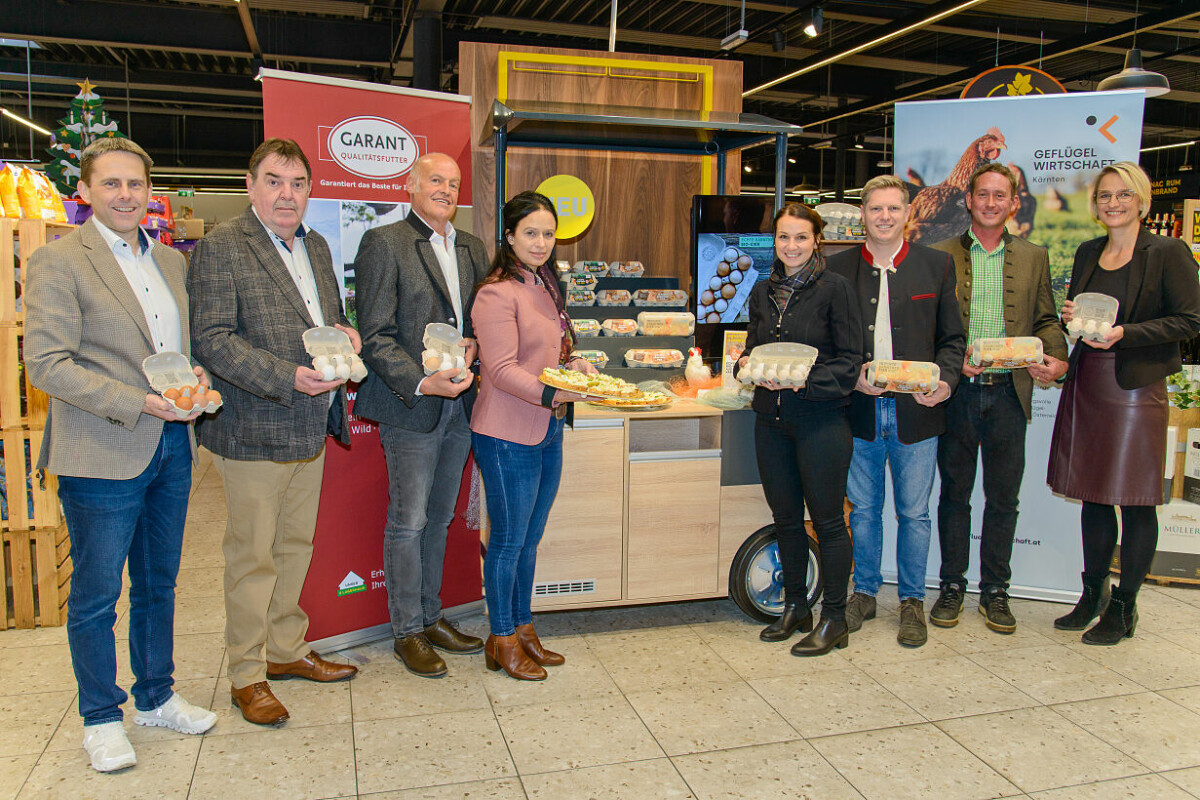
[930, 164, 1068, 633]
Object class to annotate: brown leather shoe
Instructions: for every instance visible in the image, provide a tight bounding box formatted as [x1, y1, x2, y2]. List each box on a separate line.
[265, 651, 358, 683]
[231, 682, 289, 726]
[516, 623, 565, 667]
[485, 634, 547, 681]
[394, 634, 448, 678]
[423, 618, 484, 654]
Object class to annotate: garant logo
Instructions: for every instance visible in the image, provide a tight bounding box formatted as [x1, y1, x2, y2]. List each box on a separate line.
[327, 116, 418, 180]
[337, 571, 366, 597]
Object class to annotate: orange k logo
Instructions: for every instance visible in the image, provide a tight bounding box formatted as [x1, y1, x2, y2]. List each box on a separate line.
[1099, 115, 1119, 143]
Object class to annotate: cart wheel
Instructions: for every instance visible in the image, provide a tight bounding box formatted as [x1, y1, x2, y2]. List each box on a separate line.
[728, 524, 823, 623]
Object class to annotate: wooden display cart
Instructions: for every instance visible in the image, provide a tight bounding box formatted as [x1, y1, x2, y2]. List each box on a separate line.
[0, 218, 73, 629]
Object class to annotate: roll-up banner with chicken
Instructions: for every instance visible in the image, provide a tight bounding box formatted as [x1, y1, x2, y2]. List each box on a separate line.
[890, 89, 1146, 601]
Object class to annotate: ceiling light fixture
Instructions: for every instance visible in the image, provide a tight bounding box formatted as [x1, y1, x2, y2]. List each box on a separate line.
[788, 157, 797, 164]
[1180, 144, 1194, 173]
[1, 107, 52, 136]
[744, 164, 753, 173]
[854, 136, 864, 150]
[721, 0, 750, 51]
[803, 7, 823, 38]
[744, 0, 988, 97]
[1139, 139, 1197, 153]
[1098, 49, 1170, 96]
[772, 28, 786, 52]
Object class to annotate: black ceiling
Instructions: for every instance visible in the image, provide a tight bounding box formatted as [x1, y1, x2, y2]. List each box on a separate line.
[2, 0, 1198, 191]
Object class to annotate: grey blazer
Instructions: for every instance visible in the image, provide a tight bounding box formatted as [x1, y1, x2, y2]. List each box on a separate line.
[188, 207, 350, 462]
[353, 211, 491, 433]
[24, 218, 197, 479]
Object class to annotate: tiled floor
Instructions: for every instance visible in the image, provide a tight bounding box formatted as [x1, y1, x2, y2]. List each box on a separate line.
[4, 451, 1200, 799]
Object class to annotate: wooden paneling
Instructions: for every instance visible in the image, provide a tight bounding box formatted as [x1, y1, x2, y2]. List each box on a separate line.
[626, 456, 721, 599]
[533, 423, 626, 608]
[460, 43, 744, 293]
[717, 484, 775, 595]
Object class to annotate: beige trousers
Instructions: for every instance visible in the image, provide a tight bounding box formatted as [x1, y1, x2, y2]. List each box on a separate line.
[213, 449, 326, 689]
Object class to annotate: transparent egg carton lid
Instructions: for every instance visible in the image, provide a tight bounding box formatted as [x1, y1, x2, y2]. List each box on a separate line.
[970, 337, 1043, 368]
[867, 360, 941, 394]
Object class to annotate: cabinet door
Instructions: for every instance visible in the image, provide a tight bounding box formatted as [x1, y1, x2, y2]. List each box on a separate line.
[626, 455, 721, 600]
[533, 421, 625, 607]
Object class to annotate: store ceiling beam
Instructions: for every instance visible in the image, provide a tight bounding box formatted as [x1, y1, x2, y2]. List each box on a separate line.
[236, 0, 264, 58]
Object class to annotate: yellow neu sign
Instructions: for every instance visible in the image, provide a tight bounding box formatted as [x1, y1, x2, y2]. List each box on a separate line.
[536, 174, 595, 239]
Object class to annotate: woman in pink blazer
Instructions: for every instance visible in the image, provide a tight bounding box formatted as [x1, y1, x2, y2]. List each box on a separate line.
[471, 191, 593, 680]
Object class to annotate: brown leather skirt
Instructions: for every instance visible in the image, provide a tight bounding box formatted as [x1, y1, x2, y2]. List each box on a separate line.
[1047, 350, 1167, 506]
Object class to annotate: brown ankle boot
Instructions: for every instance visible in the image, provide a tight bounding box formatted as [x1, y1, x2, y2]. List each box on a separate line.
[516, 623, 565, 667]
[484, 634, 547, 681]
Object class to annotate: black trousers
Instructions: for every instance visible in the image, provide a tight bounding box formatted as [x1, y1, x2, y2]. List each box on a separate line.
[754, 407, 853, 620]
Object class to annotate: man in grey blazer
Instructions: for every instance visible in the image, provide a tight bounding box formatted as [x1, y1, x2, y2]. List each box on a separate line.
[354, 152, 490, 677]
[25, 137, 216, 773]
[188, 139, 358, 727]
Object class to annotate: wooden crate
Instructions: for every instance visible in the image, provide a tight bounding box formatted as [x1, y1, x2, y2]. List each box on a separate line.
[0, 427, 60, 532]
[2, 521, 70, 628]
[0, 323, 48, 429]
[0, 218, 77, 324]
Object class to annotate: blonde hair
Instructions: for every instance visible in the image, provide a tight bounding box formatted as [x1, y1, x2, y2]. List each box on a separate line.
[80, 138, 153, 184]
[1088, 161, 1152, 221]
[861, 174, 909, 206]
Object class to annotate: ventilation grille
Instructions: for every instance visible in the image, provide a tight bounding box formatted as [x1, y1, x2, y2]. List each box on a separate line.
[533, 579, 596, 597]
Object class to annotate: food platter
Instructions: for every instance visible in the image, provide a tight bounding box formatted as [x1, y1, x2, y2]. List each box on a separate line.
[538, 367, 639, 398]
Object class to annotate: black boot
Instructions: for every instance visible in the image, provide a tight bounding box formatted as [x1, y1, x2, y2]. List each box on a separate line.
[791, 616, 849, 657]
[1053, 573, 1110, 631]
[760, 601, 814, 642]
[1082, 589, 1138, 645]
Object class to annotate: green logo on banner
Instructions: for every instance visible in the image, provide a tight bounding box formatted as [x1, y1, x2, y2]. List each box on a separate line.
[337, 571, 366, 597]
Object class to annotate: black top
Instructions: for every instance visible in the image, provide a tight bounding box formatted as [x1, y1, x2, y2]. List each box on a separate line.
[740, 263, 863, 419]
[1080, 262, 1130, 325]
[1065, 230, 1200, 390]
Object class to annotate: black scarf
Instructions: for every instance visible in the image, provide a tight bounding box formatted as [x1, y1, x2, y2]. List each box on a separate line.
[768, 251, 825, 308]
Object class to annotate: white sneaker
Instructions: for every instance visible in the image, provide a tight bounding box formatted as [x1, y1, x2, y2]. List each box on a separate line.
[82, 721, 137, 773]
[133, 692, 217, 735]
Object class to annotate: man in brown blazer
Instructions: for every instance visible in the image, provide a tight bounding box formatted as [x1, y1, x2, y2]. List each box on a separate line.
[188, 139, 358, 727]
[25, 137, 216, 773]
[930, 163, 1068, 633]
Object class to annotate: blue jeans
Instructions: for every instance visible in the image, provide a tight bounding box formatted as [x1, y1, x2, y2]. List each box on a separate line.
[847, 397, 938, 601]
[379, 400, 473, 637]
[473, 417, 564, 637]
[58, 423, 191, 726]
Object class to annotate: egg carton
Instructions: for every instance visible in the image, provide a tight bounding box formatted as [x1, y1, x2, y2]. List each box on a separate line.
[969, 337, 1044, 368]
[571, 261, 609, 277]
[572, 349, 610, 369]
[568, 274, 598, 291]
[596, 289, 632, 307]
[637, 311, 695, 337]
[739, 343, 817, 388]
[572, 318, 601, 337]
[303, 326, 368, 383]
[554, 260, 572, 277]
[142, 351, 223, 418]
[567, 289, 597, 307]
[632, 288, 688, 307]
[624, 348, 685, 369]
[609, 261, 645, 278]
[866, 359, 941, 394]
[601, 319, 638, 337]
[419, 322, 470, 383]
[1066, 292, 1119, 342]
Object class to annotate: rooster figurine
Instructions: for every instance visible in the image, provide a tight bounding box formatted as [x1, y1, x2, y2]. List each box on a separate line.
[685, 347, 712, 387]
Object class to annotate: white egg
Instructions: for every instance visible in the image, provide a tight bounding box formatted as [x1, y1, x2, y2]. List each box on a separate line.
[728, 269, 744, 285]
[724, 247, 739, 262]
[313, 354, 331, 371]
[709, 276, 723, 291]
[714, 298, 728, 313]
[320, 365, 337, 381]
[764, 367, 778, 382]
[739, 367, 754, 384]
[334, 362, 352, 380]
[1097, 321, 1114, 337]
[349, 357, 368, 382]
[1083, 319, 1098, 335]
[751, 363, 766, 381]
[439, 352, 455, 371]
[1066, 317, 1083, 334]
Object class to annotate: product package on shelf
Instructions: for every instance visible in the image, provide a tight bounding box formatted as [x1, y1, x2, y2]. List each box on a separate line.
[571, 318, 601, 337]
[632, 288, 688, 307]
[567, 289, 597, 307]
[739, 342, 817, 388]
[142, 351, 223, 416]
[1066, 292, 1119, 342]
[866, 360, 941, 394]
[595, 289, 632, 307]
[608, 261, 645, 277]
[554, 260, 571, 277]
[419, 322, 468, 382]
[568, 273, 598, 291]
[601, 318, 637, 337]
[969, 337, 1044, 368]
[571, 260, 609, 277]
[636, 312, 696, 337]
[571, 349, 610, 369]
[624, 348, 685, 369]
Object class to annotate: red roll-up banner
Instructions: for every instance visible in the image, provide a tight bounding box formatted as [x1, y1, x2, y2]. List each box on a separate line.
[260, 68, 480, 647]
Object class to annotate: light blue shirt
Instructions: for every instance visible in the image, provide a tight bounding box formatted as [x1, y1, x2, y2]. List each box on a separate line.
[91, 218, 182, 354]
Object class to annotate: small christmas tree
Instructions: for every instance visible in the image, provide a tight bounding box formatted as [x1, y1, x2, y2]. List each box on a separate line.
[44, 79, 125, 197]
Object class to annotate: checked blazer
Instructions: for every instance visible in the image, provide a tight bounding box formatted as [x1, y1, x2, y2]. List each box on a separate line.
[187, 207, 350, 462]
[24, 218, 196, 479]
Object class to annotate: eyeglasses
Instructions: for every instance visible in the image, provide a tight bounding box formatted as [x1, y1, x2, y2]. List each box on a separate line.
[1096, 191, 1137, 205]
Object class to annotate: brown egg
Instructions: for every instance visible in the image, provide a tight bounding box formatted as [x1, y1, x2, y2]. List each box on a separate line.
[175, 395, 194, 411]
[163, 387, 181, 401]
[194, 385, 207, 398]
[180, 386, 191, 398]
[716, 262, 731, 277]
[700, 290, 715, 306]
[721, 283, 737, 299]
[706, 312, 721, 323]
[206, 390, 222, 407]
[737, 255, 753, 270]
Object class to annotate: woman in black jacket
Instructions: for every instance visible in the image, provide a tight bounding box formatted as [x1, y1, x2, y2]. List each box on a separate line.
[738, 204, 863, 655]
[1048, 161, 1200, 645]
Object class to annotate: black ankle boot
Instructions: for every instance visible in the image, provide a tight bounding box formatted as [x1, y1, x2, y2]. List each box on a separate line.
[760, 602, 813, 642]
[791, 616, 849, 657]
[1054, 573, 1110, 631]
[1082, 589, 1138, 645]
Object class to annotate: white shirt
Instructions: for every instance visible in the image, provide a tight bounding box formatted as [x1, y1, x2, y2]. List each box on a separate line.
[414, 210, 463, 335]
[253, 208, 325, 328]
[868, 243, 903, 363]
[92, 218, 182, 354]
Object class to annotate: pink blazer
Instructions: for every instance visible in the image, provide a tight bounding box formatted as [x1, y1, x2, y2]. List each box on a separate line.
[471, 273, 565, 445]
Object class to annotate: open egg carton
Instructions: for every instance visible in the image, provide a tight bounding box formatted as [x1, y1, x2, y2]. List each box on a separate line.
[969, 337, 1044, 368]
[142, 351, 223, 417]
[739, 343, 817, 388]
[1065, 292, 1118, 342]
[304, 326, 367, 383]
[866, 360, 941, 394]
[419, 322, 471, 382]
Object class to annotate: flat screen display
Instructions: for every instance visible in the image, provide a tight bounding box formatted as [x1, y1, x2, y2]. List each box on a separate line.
[691, 195, 776, 325]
